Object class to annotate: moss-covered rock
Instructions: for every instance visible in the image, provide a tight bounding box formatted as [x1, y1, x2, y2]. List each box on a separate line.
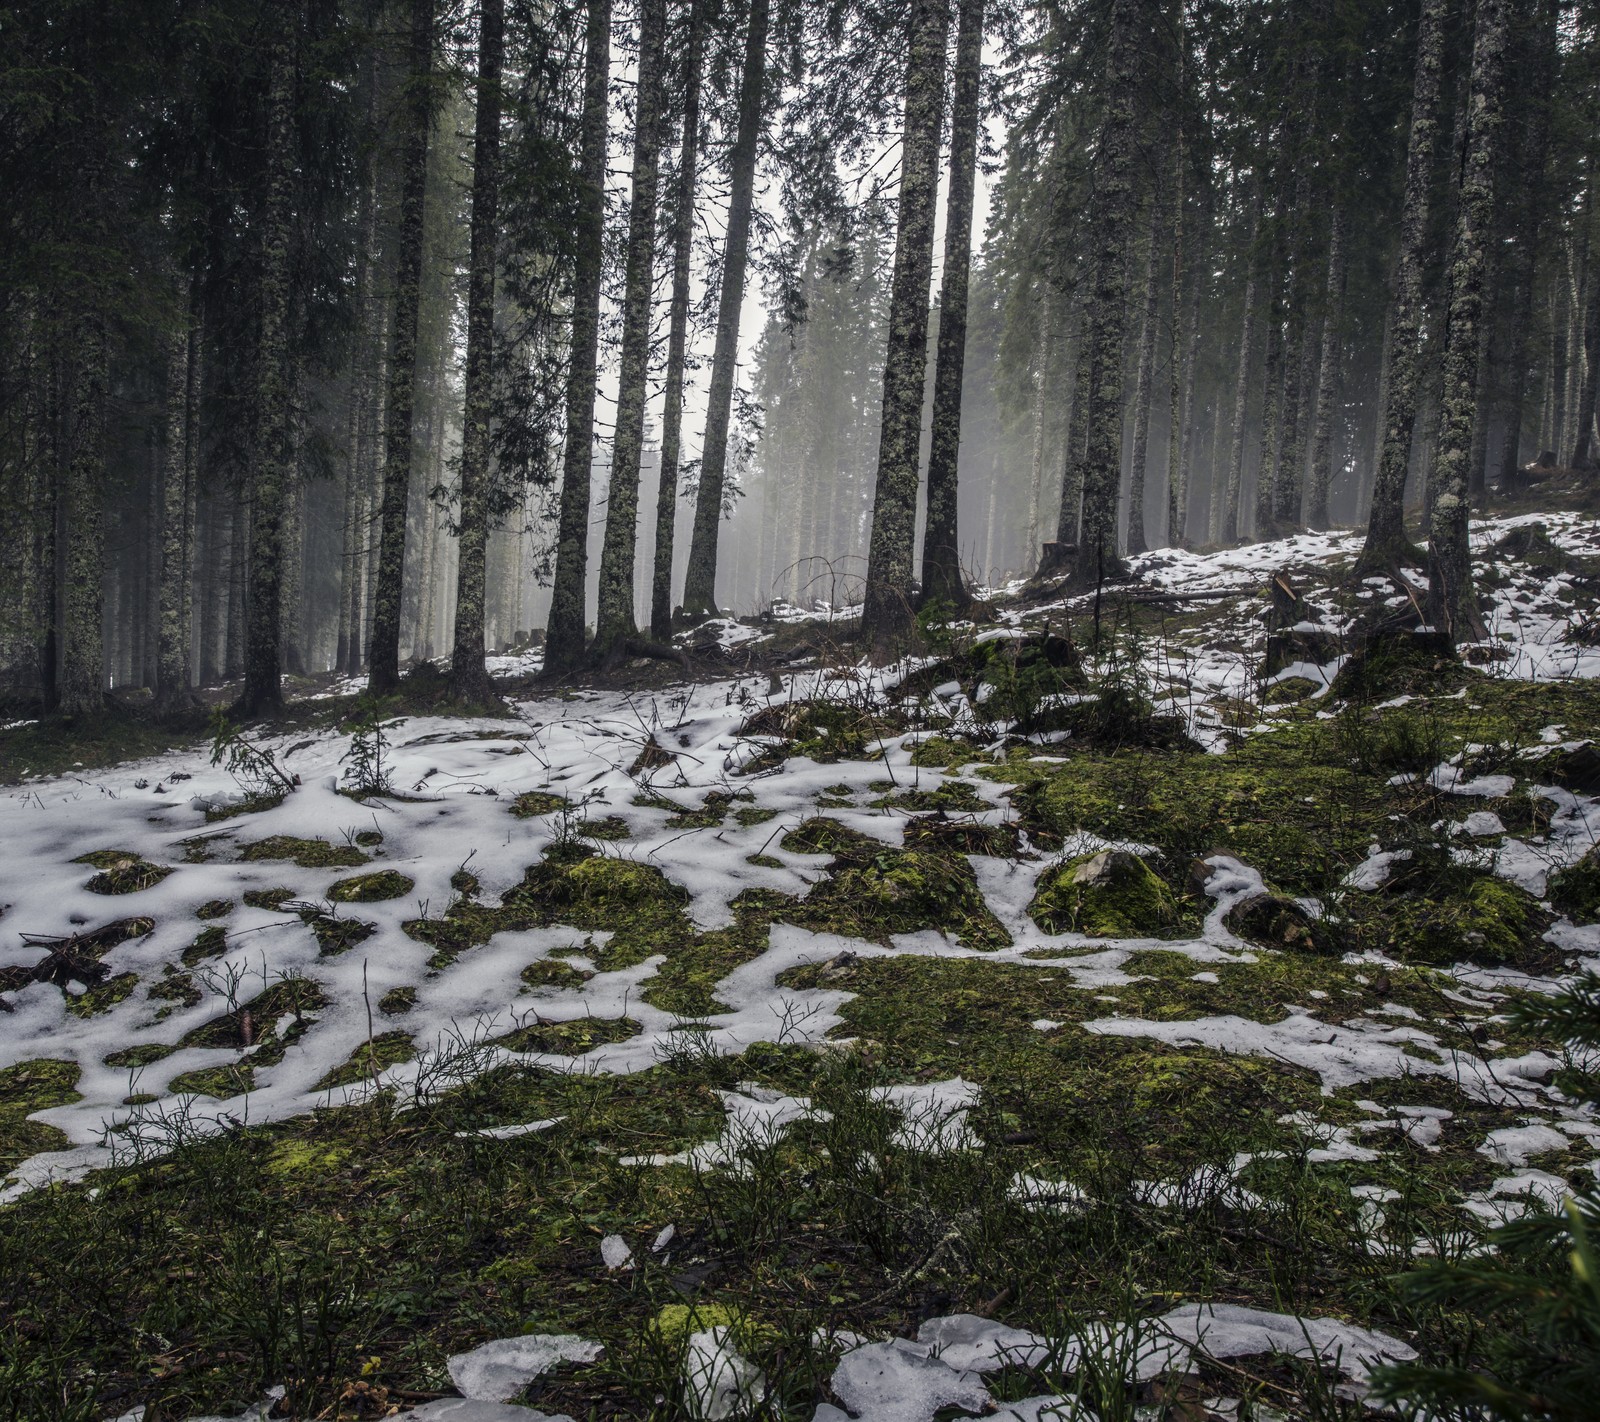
[327, 870, 414, 902]
[1550, 848, 1600, 924]
[1029, 850, 1179, 938]
[802, 845, 1010, 950]
[1380, 876, 1552, 968]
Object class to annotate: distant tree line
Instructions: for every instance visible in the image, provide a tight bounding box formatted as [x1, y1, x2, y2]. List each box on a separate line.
[1, 0, 1597, 715]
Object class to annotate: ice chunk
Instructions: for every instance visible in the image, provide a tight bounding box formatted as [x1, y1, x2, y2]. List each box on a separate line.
[447, 1335, 604, 1401]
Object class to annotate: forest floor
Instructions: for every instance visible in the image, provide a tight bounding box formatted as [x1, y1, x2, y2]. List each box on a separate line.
[4, 505, 1600, 1422]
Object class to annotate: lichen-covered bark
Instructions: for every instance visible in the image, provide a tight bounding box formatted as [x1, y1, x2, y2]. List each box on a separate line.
[1126, 194, 1163, 558]
[448, 0, 505, 702]
[860, 0, 951, 647]
[368, 0, 435, 694]
[1572, 187, 1600, 469]
[1426, 0, 1509, 643]
[680, 0, 770, 621]
[1305, 203, 1346, 529]
[1054, 337, 1092, 552]
[920, 0, 984, 611]
[650, 0, 707, 642]
[1060, 0, 1143, 592]
[1361, 0, 1445, 569]
[238, 17, 296, 717]
[544, 0, 610, 671]
[592, 0, 667, 656]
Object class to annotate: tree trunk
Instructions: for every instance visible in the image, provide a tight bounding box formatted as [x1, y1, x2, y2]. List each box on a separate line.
[237, 16, 296, 717]
[1054, 336, 1093, 553]
[649, 0, 707, 641]
[680, 0, 771, 621]
[1306, 203, 1347, 529]
[1361, 0, 1446, 570]
[1426, 0, 1510, 644]
[1252, 191, 1287, 538]
[593, 0, 668, 656]
[859, 0, 950, 648]
[448, 0, 505, 701]
[1222, 191, 1262, 546]
[544, 0, 611, 672]
[60, 299, 108, 720]
[1126, 192, 1163, 558]
[155, 279, 200, 716]
[919, 0, 984, 611]
[368, 0, 435, 694]
[1573, 178, 1600, 469]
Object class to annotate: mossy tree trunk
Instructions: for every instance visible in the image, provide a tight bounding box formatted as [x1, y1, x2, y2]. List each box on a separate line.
[860, 0, 950, 650]
[1305, 202, 1347, 529]
[680, 0, 771, 622]
[448, 0, 505, 702]
[544, 0, 610, 673]
[1361, 0, 1445, 571]
[1126, 192, 1163, 558]
[1426, 0, 1510, 644]
[1222, 189, 1261, 546]
[238, 11, 296, 718]
[919, 0, 984, 613]
[592, 0, 667, 658]
[650, 0, 707, 642]
[368, 0, 435, 695]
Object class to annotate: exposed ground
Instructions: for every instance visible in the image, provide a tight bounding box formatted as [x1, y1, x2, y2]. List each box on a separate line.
[3, 512, 1599, 1422]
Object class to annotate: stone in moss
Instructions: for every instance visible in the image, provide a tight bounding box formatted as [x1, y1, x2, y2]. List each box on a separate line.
[1030, 851, 1178, 938]
[327, 870, 414, 903]
[1550, 848, 1600, 924]
[195, 899, 234, 921]
[243, 887, 298, 911]
[239, 835, 367, 869]
[315, 1031, 415, 1089]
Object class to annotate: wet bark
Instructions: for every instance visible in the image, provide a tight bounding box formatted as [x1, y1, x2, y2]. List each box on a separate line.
[1222, 191, 1262, 546]
[1426, 0, 1510, 644]
[1360, 0, 1446, 570]
[544, 0, 611, 673]
[155, 280, 200, 716]
[1306, 203, 1347, 529]
[448, 0, 505, 702]
[593, 0, 668, 655]
[680, 0, 771, 620]
[920, 0, 985, 611]
[1126, 193, 1163, 557]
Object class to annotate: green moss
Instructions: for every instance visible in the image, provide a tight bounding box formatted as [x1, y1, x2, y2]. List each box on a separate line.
[733, 805, 778, 827]
[800, 845, 1010, 950]
[296, 906, 376, 956]
[0, 1058, 80, 1172]
[168, 1063, 255, 1099]
[195, 899, 234, 920]
[874, 780, 988, 813]
[908, 735, 979, 769]
[1030, 851, 1179, 938]
[75, 850, 173, 895]
[495, 1017, 642, 1055]
[315, 1032, 415, 1090]
[104, 1043, 177, 1070]
[239, 836, 367, 869]
[378, 986, 417, 1016]
[747, 853, 784, 868]
[327, 870, 414, 903]
[1379, 877, 1552, 968]
[521, 959, 594, 991]
[649, 1302, 768, 1355]
[580, 815, 632, 841]
[263, 1140, 352, 1175]
[355, 829, 384, 847]
[1550, 849, 1600, 924]
[183, 925, 230, 966]
[243, 887, 298, 911]
[148, 969, 201, 1009]
[205, 790, 287, 822]
[65, 972, 139, 1017]
[510, 791, 569, 818]
[780, 817, 870, 856]
[180, 978, 327, 1051]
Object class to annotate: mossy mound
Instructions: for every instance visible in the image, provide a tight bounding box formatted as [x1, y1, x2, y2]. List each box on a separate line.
[737, 699, 900, 764]
[781, 817, 871, 856]
[75, 850, 173, 895]
[521, 958, 594, 991]
[327, 870, 414, 902]
[65, 972, 139, 1017]
[168, 1063, 256, 1099]
[1550, 848, 1600, 923]
[902, 813, 1024, 858]
[195, 899, 234, 920]
[315, 1032, 415, 1090]
[183, 926, 229, 966]
[876, 780, 988, 813]
[1375, 876, 1554, 968]
[1330, 629, 1462, 701]
[104, 1043, 177, 1070]
[494, 1016, 641, 1056]
[510, 790, 569, 818]
[1030, 850, 1179, 938]
[580, 815, 632, 840]
[204, 791, 287, 823]
[0, 1058, 80, 1172]
[180, 978, 327, 1052]
[148, 969, 202, 1011]
[801, 845, 1010, 950]
[239, 836, 367, 869]
[649, 1302, 768, 1355]
[243, 887, 298, 911]
[378, 986, 417, 1016]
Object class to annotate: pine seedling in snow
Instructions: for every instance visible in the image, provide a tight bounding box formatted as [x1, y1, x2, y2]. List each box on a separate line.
[340, 697, 393, 796]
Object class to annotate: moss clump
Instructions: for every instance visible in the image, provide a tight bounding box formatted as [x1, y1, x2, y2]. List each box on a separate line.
[1380, 877, 1551, 968]
[195, 899, 234, 920]
[733, 805, 778, 828]
[315, 1032, 415, 1090]
[264, 1140, 351, 1175]
[1029, 851, 1179, 938]
[183, 925, 230, 966]
[521, 959, 593, 991]
[148, 969, 202, 1011]
[327, 870, 414, 903]
[243, 887, 298, 911]
[876, 780, 988, 813]
[295, 906, 376, 956]
[0, 1059, 80, 1172]
[239, 836, 367, 869]
[65, 972, 139, 1017]
[180, 978, 327, 1051]
[780, 817, 870, 856]
[908, 735, 978, 769]
[510, 790, 568, 818]
[1550, 849, 1600, 924]
[737, 699, 899, 764]
[649, 1302, 768, 1355]
[104, 1043, 177, 1069]
[205, 791, 286, 823]
[902, 814, 1023, 859]
[355, 829, 384, 847]
[168, 1063, 255, 1100]
[75, 850, 173, 895]
[378, 986, 417, 1016]
[801, 845, 1010, 950]
[581, 815, 632, 840]
[495, 1017, 641, 1056]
